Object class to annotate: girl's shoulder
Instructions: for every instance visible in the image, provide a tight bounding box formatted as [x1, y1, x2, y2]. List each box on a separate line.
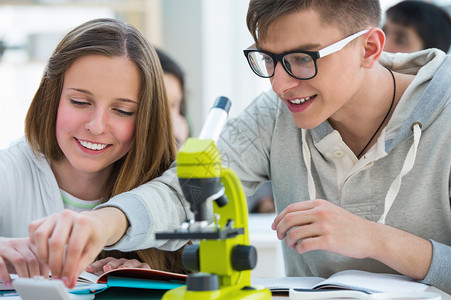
[0, 137, 51, 177]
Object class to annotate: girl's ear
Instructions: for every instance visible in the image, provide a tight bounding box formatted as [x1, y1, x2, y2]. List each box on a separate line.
[361, 28, 385, 69]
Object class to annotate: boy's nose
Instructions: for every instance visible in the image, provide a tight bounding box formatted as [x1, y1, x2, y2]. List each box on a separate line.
[270, 62, 300, 96]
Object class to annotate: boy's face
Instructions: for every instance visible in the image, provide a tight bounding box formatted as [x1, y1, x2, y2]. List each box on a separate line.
[258, 9, 366, 129]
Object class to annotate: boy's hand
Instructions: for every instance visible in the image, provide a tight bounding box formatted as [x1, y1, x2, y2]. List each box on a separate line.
[272, 199, 432, 280]
[272, 199, 376, 259]
[0, 237, 49, 288]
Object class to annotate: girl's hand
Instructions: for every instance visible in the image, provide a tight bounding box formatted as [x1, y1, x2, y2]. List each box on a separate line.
[86, 257, 150, 275]
[28, 208, 126, 289]
[0, 237, 49, 288]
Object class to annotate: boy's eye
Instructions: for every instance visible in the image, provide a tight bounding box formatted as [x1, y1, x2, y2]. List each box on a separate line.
[262, 55, 272, 64]
[286, 54, 311, 66]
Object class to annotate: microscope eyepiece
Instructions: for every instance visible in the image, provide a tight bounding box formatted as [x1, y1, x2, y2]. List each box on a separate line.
[198, 96, 231, 143]
[213, 96, 231, 112]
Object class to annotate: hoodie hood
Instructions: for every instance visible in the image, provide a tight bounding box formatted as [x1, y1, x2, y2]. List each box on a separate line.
[380, 50, 450, 152]
[376, 50, 450, 224]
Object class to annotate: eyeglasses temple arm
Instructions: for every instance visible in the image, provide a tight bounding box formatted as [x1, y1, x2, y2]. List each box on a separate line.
[318, 29, 369, 58]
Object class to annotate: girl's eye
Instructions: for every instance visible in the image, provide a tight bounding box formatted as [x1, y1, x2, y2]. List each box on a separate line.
[69, 98, 135, 116]
[70, 99, 89, 106]
[114, 108, 135, 116]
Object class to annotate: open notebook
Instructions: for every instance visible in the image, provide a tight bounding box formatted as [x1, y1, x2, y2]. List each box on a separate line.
[252, 270, 428, 294]
[71, 268, 187, 295]
[1, 269, 185, 298]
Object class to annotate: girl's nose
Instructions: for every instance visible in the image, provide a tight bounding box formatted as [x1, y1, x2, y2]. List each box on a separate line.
[85, 110, 107, 135]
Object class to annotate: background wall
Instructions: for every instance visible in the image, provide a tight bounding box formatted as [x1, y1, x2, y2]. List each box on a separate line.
[160, 0, 271, 136]
[3, 0, 449, 148]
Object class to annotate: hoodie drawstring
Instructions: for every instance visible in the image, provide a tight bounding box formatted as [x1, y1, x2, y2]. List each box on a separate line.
[302, 129, 316, 200]
[302, 123, 422, 224]
[378, 122, 422, 224]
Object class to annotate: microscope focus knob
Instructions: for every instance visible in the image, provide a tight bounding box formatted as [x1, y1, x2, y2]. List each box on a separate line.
[186, 273, 219, 291]
[231, 245, 257, 271]
[182, 244, 200, 272]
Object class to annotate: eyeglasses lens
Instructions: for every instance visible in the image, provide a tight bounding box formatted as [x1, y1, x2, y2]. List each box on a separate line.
[247, 51, 316, 79]
[283, 53, 315, 79]
[247, 51, 273, 77]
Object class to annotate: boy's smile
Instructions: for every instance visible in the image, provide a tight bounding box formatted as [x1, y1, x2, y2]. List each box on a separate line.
[284, 94, 316, 114]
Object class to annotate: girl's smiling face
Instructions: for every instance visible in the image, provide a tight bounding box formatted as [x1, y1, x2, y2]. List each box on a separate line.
[56, 54, 140, 176]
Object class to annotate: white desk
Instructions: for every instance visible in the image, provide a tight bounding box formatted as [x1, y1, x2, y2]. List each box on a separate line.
[248, 213, 285, 278]
[427, 286, 451, 300]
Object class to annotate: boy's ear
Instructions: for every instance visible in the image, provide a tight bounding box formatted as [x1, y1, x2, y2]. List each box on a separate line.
[361, 28, 385, 68]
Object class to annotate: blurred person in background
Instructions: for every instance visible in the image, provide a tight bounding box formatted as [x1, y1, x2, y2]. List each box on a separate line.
[383, 0, 451, 53]
[156, 48, 190, 148]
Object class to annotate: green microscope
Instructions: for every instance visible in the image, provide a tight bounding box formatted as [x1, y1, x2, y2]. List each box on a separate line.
[156, 97, 271, 299]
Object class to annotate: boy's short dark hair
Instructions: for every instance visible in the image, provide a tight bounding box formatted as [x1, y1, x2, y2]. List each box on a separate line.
[386, 1, 451, 52]
[246, 0, 381, 43]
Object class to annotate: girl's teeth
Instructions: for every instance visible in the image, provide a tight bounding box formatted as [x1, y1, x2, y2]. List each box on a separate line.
[78, 139, 108, 150]
[290, 96, 311, 104]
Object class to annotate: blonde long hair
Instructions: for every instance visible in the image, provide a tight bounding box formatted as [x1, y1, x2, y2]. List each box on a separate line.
[25, 18, 186, 273]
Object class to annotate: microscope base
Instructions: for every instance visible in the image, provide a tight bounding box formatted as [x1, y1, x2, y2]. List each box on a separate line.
[162, 284, 271, 300]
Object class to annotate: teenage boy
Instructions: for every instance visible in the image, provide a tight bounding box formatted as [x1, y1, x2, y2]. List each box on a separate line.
[29, 0, 451, 293]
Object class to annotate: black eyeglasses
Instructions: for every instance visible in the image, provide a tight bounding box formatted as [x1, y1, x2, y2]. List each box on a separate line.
[243, 29, 369, 80]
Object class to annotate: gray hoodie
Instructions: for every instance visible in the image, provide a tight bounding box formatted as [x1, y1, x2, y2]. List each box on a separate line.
[218, 49, 451, 292]
[103, 49, 451, 292]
